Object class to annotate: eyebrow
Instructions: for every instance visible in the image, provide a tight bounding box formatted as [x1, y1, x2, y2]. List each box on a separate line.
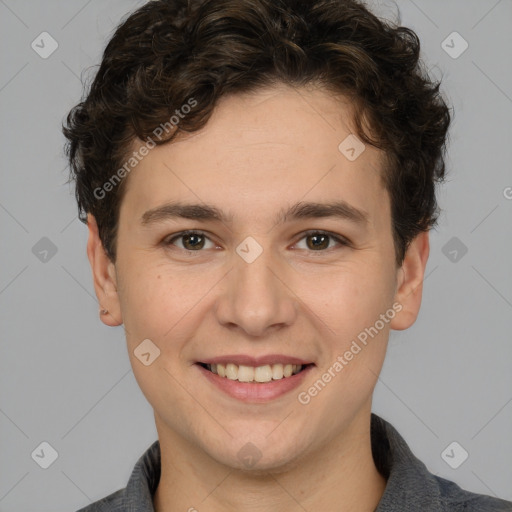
[140, 200, 369, 227]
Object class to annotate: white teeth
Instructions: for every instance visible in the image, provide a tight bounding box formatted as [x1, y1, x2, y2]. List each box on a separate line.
[237, 365, 254, 382]
[206, 362, 305, 382]
[272, 363, 284, 380]
[254, 365, 273, 383]
[225, 363, 238, 380]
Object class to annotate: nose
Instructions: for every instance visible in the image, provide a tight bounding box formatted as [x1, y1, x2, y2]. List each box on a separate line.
[214, 240, 298, 337]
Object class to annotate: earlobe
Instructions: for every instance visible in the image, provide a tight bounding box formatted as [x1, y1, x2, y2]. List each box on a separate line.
[86, 214, 123, 326]
[390, 230, 430, 331]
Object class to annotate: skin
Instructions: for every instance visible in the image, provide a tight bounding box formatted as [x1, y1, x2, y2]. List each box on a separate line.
[87, 83, 429, 512]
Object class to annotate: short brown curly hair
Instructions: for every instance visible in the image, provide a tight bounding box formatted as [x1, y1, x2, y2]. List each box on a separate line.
[63, 0, 451, 266]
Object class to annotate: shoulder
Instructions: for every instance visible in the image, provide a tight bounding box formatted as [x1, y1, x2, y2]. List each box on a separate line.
[74, 440, 161, 512]
[75, 488, 125, 511]
[371, 414, 512, 511]
[433, 474, 512, 511]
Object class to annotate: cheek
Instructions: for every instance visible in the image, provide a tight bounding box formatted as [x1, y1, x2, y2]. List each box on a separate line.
[304, 261, 394, 333]
[117, 259, 217, 347]
[115, 257, 174, 344]
[117, 267, 191, 404]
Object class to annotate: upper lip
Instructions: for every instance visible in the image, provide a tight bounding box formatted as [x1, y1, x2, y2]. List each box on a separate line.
[198, 355, 314, 366]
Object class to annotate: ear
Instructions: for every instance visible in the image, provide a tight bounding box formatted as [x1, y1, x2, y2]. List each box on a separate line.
[390, 230, 430, 331]
[86, 213, 123, 326]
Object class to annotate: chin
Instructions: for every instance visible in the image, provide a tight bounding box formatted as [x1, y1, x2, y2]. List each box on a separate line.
[208, 437, 309, 475]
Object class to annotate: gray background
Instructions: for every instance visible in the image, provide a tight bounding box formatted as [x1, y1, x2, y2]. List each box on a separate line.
[0, 0, 511, 510]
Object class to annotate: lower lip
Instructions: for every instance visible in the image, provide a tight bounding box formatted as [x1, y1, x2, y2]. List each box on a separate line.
[196, 364, 314, 403]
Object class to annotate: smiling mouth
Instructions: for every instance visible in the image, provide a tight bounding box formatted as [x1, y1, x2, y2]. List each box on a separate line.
[197, 362, 313, 383]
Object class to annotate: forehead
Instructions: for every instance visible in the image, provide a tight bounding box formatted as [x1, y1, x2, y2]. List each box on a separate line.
[120, 84, 389, 231]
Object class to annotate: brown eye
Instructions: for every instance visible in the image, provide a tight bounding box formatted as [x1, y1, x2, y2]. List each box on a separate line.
[166, 230, 215, 251]
[181, 233, 205, 250]
[295, 230, 349, 251]
[306, 233, 330, 250]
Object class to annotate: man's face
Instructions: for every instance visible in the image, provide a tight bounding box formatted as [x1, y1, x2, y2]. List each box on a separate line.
[93, 84, 420, 471]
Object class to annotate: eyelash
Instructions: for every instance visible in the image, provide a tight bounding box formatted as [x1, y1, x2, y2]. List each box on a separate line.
[163, 229, 351, 254]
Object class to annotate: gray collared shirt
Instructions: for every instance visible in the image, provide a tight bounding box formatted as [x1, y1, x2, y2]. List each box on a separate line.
[76, 413, 512, 511]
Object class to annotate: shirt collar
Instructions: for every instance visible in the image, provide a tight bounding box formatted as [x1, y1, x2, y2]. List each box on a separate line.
[122, 437, 161, 511]
[371, 413, 445, 510]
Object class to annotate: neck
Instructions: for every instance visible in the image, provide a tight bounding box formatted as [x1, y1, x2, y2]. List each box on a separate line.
[153, 409, 386, 512]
